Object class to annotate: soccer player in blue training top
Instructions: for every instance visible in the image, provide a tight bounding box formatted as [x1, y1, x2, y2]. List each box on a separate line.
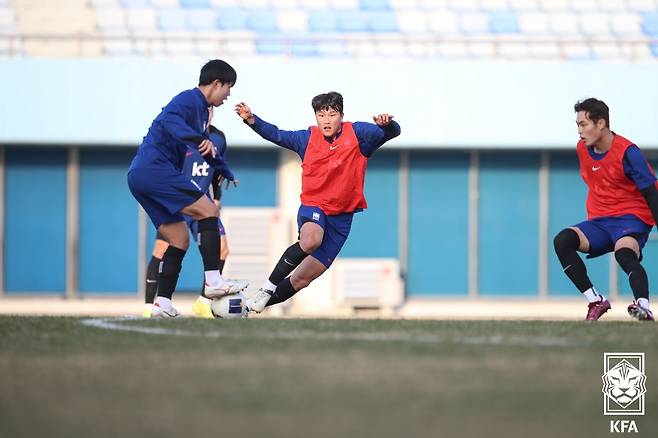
[235, 92, 400, 313]
[128, 60, 247, 318]
[143, 126, 239, 318]
[553, 98, 656, 321]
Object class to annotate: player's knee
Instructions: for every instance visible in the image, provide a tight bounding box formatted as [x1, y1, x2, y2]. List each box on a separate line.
[554, 228, 580, 254]
[614, 247, 639, 272]
[299, 235, 321, 253]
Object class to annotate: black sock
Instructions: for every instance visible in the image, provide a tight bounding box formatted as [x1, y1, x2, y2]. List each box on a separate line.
[145, 256, 161, 304]
[219, 259, 226, 275]
[266, 277, 299, 307]
[615, 248, 649, 301]
[553, 228, 593, 293]
[198, 217, 220, 271]
[157, 246, 186, 300]
[269, 242, 308, 285]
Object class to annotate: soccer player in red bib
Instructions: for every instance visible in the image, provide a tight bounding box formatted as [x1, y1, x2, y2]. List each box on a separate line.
[235, 92, 400, 312]
[553, 98, 656, 321]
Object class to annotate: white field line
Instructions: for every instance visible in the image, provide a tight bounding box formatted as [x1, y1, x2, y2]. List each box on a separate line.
[81, 317, 582, 348]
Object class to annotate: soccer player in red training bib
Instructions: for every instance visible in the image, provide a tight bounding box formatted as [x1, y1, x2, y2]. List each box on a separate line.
[234, 92, 401, 313]
[553, 98, 656, 321]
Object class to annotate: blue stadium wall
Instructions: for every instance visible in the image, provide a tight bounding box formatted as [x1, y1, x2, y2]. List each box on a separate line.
[1, 58, 657, 298]
[4, 146, 656, 298]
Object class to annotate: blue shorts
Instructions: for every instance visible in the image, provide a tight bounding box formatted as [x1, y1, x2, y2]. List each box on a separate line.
[297, 205, 354, 268]
[128, 166, 204, 228]
[574, 215, 652, 259]
[187, 217, 226, 242]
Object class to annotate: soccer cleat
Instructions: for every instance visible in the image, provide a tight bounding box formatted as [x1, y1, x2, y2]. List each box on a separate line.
[627, 302, 655, 321]
[151, 302, 180, 318]
[192, 296, 214, 319]
[586, 299, 611, 321]
[204, 279, 249, 298]
[246, 287, 274, 313]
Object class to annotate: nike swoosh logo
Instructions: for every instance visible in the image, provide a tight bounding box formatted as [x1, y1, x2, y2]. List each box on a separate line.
[283, 258, 295, 267]
[592, 166, 601, 171]
[329, 145, 339, 150]
[146, 280, 157, 284]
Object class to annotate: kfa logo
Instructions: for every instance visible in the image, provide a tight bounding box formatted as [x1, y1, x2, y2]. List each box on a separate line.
[602, 353, 646, 434]
[192, 161, 210, 177]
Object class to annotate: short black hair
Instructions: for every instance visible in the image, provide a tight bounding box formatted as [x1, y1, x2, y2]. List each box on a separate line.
[199, 60, 237, 86]
[311, 91, 343, 114]
[574, 97, 609, 128]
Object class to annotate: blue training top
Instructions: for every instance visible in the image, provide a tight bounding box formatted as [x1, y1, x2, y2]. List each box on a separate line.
[183, 129, 234, 196]
[247, 115, 401, 160]
[130, 88, 210, 172]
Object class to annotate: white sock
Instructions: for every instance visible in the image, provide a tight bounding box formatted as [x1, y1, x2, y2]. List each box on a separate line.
[144, 303, 153, 311]
[205, 270, 222, 286]
[637, 298, 650, 310]
[155, 296, 173, 309]
[263, 280, 277, 292]
[197, 295, 211, 304]
[583, 287, 603, 303]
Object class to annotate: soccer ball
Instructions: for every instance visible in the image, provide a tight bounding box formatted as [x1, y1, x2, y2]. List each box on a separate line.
[211, 292, 248, 319]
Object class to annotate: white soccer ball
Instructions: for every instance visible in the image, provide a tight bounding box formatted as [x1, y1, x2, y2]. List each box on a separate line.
[211, 292, 247, 319]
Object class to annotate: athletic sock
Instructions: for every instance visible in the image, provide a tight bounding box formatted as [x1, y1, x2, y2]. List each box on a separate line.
[145, 256, 161, 304]
[583, 287, 604, 303]
[157, 246, 186, 299]
[198, 217, 221, 272]
[615, 248, 649, 302]
[553, 228, 594, 293]
[204, 269, 221, 286]
[637, 298, 650, 310]
[269, 242, 309, 285]
[262, 279, 277, 292]
[219, 259, 226, 275]
[266, 277, 299, 307]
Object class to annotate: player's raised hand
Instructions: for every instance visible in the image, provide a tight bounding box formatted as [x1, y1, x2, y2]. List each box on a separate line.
[198, 139, 216, 158]
[373, 113, 394, 127]
[226, 178, 239, 190]
[235, 102, 255, 125]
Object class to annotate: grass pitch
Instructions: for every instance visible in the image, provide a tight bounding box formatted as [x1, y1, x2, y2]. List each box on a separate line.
[0, 316, 656, 438]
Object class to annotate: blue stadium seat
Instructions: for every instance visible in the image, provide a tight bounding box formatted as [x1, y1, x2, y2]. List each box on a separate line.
[159, 8, 187, 31]
[338, 12, 369, 32]
[291, 41, 319, 57]
[641, 12, 658, 36]
[119, 0, 150, 7]
[308, 12, 338, 32]
[359, 0, 390, 11]
[368, 12, 398, 33]
[248, 11, 278, 33]
[216, 9, 248, 30]
[255, 38, 285, 55]
[181, 0, 211, 8]
[489, 12, 519, 34]
[651, 42, 658, 58]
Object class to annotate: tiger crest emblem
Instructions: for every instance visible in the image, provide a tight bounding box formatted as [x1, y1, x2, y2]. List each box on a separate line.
[602, 359, 647, 408]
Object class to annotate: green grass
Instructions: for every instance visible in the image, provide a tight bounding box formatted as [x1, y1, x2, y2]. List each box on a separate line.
[0, 316, 656, 438]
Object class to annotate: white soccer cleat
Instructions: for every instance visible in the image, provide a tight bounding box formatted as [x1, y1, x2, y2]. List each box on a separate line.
[204, 279, 249, 298]
[246, 287, 274, 313]
[151, 302, 180, 318]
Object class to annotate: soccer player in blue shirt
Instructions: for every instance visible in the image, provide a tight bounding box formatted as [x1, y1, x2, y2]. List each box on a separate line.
[235, 92, 400, 313]
[128, 60, 247, 318]
[143, 126, 240, 318]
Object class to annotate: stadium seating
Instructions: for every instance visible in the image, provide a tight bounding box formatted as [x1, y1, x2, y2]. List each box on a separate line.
[0, 0, 656, 58]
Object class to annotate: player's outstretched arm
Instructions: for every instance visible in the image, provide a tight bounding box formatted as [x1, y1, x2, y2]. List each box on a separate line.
[354, 114, 401, 157]
[234, 101, 309, 158]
